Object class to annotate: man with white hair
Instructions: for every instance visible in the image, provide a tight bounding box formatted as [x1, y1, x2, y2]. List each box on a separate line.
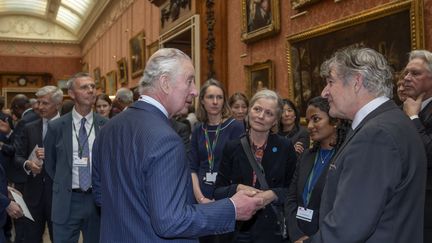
[402, 49, 432, 242]
[297, 47, 426, 243]
[14, 85, 63, 243]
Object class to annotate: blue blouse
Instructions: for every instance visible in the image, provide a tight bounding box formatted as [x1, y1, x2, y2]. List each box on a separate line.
[188, 118, 245, 199]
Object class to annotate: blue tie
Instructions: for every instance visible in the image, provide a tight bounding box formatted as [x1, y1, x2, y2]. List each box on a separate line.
[78, 117, 91, 191]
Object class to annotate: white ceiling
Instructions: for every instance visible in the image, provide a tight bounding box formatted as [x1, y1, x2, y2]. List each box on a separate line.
[0, 0, 110, 43]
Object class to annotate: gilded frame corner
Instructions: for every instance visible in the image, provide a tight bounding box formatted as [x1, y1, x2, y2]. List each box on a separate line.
[241, 0, 280, 43]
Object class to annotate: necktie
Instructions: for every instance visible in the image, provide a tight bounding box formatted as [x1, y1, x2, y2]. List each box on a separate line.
[42, 119, 48, 140]
[78, 117, 91, 191]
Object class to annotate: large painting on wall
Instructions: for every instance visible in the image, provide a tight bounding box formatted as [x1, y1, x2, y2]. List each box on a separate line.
[286, 0, 424, 116]
[241, 0, 280, 43]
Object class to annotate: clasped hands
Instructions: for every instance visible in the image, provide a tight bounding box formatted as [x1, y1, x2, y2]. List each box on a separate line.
[230, 184, 277, 221]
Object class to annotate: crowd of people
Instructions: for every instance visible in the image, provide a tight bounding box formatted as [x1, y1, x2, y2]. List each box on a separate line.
[0, 46, 431, 243]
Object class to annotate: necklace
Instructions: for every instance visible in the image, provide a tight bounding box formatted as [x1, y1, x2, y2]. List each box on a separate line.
[319, 148, 334, 164]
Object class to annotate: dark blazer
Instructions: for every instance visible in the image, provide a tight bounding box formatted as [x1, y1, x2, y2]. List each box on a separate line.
[92, 101, 236, 242]
[285, 149, 330, 241]
[171, 118, 191, 153]
[44, 112, 107, 224]
[0, 163, 10, 229]
[214, 133, 297, 242]
[3, 109, 39, 184]
[306, 100, 427, 243]
[413, 100, 432, 237]
[14, 119, 52, 207]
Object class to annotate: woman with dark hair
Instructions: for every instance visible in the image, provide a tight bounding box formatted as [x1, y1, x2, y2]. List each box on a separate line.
[215, 89, 297, 243]
[229, 92, 249, 121]
[285, 96, 349, 242]
[95, 93, 113, 118]
[278, 99, 309, 154]
[188, 79, 245, 243]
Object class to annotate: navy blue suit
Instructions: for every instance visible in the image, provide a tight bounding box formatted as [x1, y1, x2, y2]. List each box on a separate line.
[93, 101, 236, 243]
[0, 163, 10, 242]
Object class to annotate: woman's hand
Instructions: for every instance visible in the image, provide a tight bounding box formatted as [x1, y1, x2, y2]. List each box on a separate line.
[294, 142, 305, 154]
[254, 190, 277, 207]
[237, 184, 262, 194]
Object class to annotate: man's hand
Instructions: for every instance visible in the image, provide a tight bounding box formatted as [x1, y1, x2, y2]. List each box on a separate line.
[254, 190, 277, 207]
[26, 160, 42, 175]
[35, 147, 44, 160]
[0, 119, 11, 134]
[404, 92, 424, 117]
[294, 235, 309, 243]
[6, 201, 23, 219]
[230, 190, 264, 221]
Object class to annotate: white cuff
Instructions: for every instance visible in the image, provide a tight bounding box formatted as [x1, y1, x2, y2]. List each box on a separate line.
[23, 160, 31, 175]
[409, 115, 419, 120]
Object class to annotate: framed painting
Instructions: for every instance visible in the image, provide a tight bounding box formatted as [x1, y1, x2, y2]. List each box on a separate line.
[147, 40, 159, 61]
[100, 76, 106, 93]
[286, 0, 424, 116]
[129, 31, 146, 78]
[105, 71, 117, 96]
[245, 60, 274, 98]
[93, 67, 101, 89]
[117, 58, 128, 85]
[241, 0, 280, 43]
[291, 0, 321, 10]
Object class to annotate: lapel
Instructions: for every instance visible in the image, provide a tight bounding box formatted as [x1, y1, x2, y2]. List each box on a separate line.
[61, 113, 73, 169]
[298, 151, 316, 195]
[330, 100, 396, 166]
[420, 100, 432, 122]
[93, 112, 106, 136]
[34, 119, 43, 146]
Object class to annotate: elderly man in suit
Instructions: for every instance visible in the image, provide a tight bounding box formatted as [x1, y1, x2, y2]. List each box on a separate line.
[45, 73, 107, 243]
[402, 49, 432, 243]
[14, 85, 63, 243]
[92, 48, 263, 243]
[295, 47, 427, 243]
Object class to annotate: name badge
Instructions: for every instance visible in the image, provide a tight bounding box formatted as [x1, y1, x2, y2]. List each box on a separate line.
[296, 207, 314, 222]
[205, 172, 217, 183]
[73, 156, 88, 167]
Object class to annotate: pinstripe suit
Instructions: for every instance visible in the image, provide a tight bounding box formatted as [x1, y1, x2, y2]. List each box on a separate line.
[92, 101, 236, 243]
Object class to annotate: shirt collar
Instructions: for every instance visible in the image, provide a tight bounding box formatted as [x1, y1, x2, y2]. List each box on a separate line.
[138, 95, 168, 118]
[43, 113, 60, 124]
[72, 107, 93, 125]
[352, 96, 389, 130]
[421, 97, 432, 111]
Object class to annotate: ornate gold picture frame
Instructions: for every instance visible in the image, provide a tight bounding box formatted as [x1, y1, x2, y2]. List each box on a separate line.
[147, 41, 159, 61]
[245, 60, 274, 98]
[93, 67, 101, 89]
[291, 0, 321, 10]
[106, 70, 117, 96]
[241, 0, 280, 43]
[129, 31, 146, 78]
[286, 0, 424, 115]
[117, 58, 128, 85]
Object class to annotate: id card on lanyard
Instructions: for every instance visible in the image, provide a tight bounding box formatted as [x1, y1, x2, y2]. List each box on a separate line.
[203, 123, 221, 184]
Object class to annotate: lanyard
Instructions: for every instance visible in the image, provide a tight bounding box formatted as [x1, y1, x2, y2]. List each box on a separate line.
[204, 123, 221, 172]
[72, 121, 94, 158]
[303, 148, 334, 206]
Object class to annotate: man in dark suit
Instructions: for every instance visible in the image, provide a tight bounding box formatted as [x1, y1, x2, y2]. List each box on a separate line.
[296, 48, 427, 243]
[92, 48, 264, 242]
[402, 49, 432, 243]
[44, 73, 107, 243]
[14, 86, 63, 243]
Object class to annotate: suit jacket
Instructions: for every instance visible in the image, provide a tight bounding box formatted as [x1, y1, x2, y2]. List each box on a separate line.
[92, 101, 236, 243]
[44, 111, 107, 224]
[0, 163, 10, 229]
[214, 133, 297, 242]
[14, 119, 52, 207]
[307, 100, 426, 243]
[286, 149, 330, 241]
[3, 109, 39, 184]
[171, 118, 191, 153]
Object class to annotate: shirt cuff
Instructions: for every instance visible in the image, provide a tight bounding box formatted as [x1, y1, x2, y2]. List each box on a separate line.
[6, 129, 12, 138]
[23, 160, 31, 175]
[410, 115, 419, 120]
[228, 198, 237, 219]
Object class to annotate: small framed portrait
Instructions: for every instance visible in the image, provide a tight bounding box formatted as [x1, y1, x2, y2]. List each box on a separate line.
[147, 40, 159, 61]
[105, 71, 117, 96]
[245, 60, 274, 97]
[93, 67, 101, 89]
[129, 31, 146, 78]
[241, 0, 280, 43]
[117, 58, 128, 85]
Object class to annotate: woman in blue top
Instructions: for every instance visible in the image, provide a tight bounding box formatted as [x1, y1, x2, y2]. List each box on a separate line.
[285, 97, 349, 242]
[189, 79, 245, 205]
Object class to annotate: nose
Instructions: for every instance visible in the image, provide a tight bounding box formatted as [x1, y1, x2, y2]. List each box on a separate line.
[190, 84, 198, 98]
[321, 85, 329, 98]
[307, 120, 313, 130]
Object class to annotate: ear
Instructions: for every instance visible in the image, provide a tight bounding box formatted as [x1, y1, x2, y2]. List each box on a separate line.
[160, 75, 170, 94]
[353, 74, 363, 94]
[68, 89, 75, 100]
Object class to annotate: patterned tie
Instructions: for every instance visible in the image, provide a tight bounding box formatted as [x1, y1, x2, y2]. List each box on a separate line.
[78, 117, 91, 191]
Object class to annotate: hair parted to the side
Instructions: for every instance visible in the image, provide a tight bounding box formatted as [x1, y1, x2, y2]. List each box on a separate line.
[196, 78, 231, 123]
[36, 86, 63, 104]
[247, 89, 283, 133]
[66, 72, 92, 90]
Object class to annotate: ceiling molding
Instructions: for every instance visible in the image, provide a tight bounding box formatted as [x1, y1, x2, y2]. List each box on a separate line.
[77, 0, 111, 42]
